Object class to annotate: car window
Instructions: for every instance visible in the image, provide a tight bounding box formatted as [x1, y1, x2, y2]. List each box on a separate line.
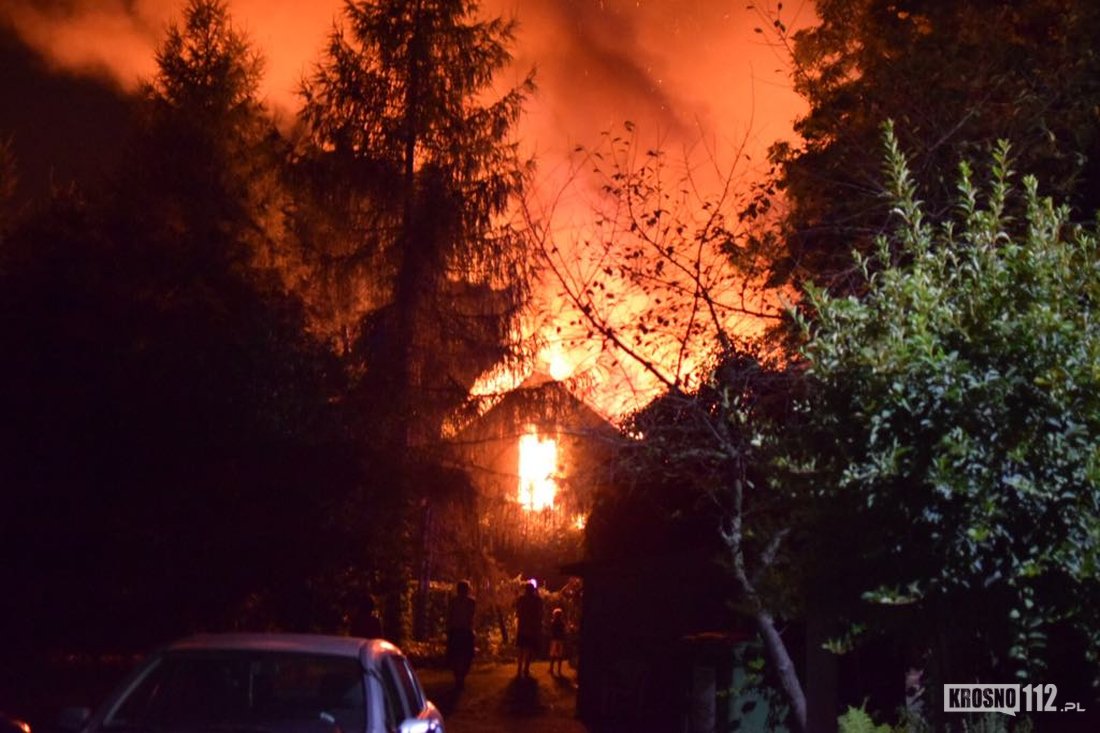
[393, 656, 425, 713]
[379, 658, 407, 729]
[380, 653, 426, 723]
[104, 651, 366, 733]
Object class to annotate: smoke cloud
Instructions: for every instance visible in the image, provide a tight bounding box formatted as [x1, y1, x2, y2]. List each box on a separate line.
[1, 1, 164, 86]
[1, 0, 808, 157]
[516, 1, 809, 146]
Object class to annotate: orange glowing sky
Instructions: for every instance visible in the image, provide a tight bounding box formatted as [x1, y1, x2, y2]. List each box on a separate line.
[0, 1, 808, 148]
[0, 0, 811, 418]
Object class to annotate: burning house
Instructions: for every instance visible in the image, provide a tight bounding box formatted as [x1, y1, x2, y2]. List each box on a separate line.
[447, 371, 619, 584]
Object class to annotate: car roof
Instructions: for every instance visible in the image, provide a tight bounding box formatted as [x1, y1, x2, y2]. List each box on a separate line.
[164, 632, 401, 668]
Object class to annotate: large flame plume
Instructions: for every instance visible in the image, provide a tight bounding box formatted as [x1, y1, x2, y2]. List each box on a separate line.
[518, 428, 558, 511]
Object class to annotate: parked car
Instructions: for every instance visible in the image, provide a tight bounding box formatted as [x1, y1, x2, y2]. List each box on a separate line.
[58, 633, 444, 733]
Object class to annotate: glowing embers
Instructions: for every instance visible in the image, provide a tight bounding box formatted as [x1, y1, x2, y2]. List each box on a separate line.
[518, 428, 558, 511]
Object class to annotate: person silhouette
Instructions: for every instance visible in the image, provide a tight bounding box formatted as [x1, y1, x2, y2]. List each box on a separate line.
[514, 579, 542, 678]
[548, 607, 566, 677]
[351, 594, 383, 639]
[446, 580, 476, 689]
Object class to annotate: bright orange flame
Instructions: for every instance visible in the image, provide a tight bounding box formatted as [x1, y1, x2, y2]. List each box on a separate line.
[518, 430, 557, 510]
[546, 348, 574, 382]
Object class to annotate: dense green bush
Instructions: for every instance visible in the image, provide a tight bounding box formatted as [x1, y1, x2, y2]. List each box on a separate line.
[793, 123, 1099, 697]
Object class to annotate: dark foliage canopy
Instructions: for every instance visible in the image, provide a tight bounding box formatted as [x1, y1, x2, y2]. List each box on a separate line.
[0, 1, 351, 655]
[761, 0, 1100, 292]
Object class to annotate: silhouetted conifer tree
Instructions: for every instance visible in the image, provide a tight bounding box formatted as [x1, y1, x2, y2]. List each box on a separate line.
[299, 0, 534, 639]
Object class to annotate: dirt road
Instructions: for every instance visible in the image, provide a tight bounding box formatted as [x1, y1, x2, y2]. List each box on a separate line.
[418, 661, 590, 733]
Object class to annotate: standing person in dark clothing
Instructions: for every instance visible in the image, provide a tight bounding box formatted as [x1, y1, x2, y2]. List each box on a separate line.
[446, 580, 476, 689]
[548, 607, 566, 677]
[351, 594, 384, 639]
[514, 578, 542, 678]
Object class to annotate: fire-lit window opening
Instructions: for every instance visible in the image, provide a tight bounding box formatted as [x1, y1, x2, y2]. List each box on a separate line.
[518, 428, 558, 511]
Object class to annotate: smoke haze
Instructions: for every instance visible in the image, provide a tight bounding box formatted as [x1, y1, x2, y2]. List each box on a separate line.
[1, 0, 808, 158]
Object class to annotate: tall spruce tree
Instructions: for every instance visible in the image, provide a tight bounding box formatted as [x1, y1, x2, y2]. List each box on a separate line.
[299, 0, 534, 638]
[108, 0, 336, 635]
[137, 0, 289, 278]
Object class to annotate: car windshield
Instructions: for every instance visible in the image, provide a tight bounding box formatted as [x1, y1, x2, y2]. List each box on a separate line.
[102, 650, 366, 733]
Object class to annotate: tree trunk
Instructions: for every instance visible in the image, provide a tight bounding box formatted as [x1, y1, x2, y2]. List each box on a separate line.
[727, 518, 808, 732]
[414, 499, 433, 640]
[400, 0, 427, 643]
[724, 485, 808, 732]
[755, 608, 808, 733]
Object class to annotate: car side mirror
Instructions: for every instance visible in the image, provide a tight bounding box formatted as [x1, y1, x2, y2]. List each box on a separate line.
[397, 719, 438, 733]
[56, 707, 92, 732]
